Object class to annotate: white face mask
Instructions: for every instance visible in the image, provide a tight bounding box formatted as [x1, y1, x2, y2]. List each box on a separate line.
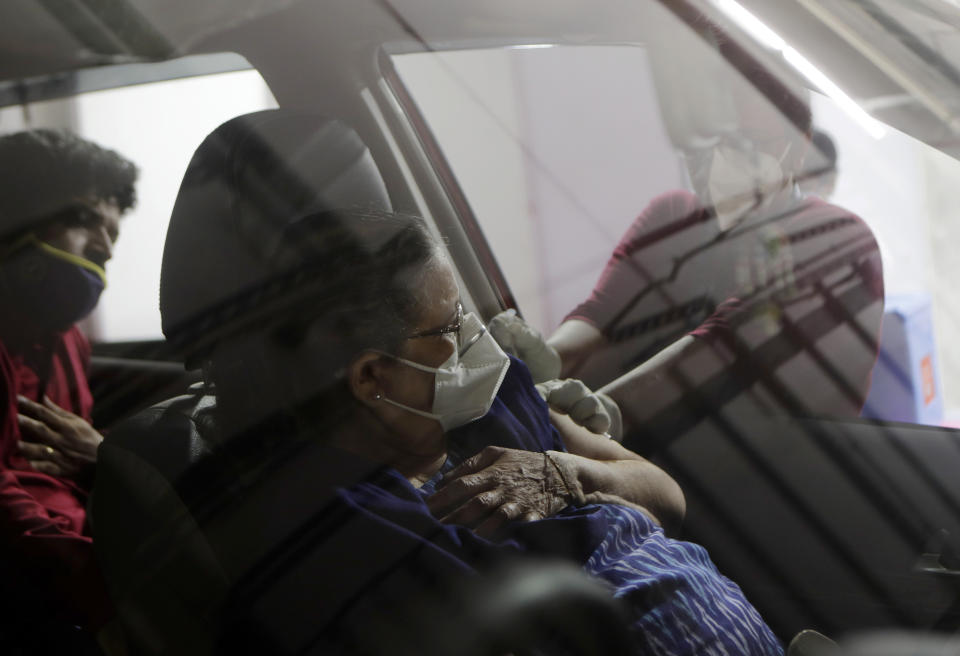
[708, 144, 789, 231]
[380, 312, 510, 432]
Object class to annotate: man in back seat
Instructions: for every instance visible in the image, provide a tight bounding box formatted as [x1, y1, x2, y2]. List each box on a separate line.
[0, 129, 138, 648]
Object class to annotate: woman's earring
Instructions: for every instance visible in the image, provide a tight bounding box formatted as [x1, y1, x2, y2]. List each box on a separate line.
[374, 393, 383, 401]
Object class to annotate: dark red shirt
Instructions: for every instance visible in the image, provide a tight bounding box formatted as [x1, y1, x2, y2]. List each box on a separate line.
[0, 324, 111, 629]
[567, 189, 884, 415]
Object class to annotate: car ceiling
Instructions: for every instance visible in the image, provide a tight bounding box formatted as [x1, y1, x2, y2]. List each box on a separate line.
[735, 0, 960, 156]
[2, 0, 960, 158]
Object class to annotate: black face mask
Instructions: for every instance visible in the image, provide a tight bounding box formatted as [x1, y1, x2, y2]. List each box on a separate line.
[0, 237, 106, 332]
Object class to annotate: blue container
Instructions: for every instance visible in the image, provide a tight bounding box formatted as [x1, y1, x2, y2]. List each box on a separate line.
[862, 294, 943, 424]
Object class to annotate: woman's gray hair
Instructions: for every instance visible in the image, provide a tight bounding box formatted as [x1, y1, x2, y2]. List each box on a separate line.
[267, 207, 443, 355]
[208, 207, 443, 434]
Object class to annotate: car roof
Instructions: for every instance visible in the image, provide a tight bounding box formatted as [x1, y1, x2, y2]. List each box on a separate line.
[2, 0, 959, 157]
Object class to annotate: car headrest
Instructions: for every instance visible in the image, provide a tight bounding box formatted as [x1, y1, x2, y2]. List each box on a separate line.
[160, 109, 391, 367]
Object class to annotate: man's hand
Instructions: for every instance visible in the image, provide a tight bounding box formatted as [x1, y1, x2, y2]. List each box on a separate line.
[16, 395, 102, 481]
[488, 310, 562, 384]
[426, 446, 583, 539]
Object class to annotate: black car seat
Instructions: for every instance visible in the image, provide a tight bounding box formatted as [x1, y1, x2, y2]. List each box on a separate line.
[89, 108, 395, 655]
[158, 108, 393, 368]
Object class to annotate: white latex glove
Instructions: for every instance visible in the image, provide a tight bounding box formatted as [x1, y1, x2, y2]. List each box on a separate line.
[535, 378, 623, 440]
[488, 309, 561, 384]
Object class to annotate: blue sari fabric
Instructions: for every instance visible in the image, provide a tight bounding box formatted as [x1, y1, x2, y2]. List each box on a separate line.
[347, 357, 783, 656]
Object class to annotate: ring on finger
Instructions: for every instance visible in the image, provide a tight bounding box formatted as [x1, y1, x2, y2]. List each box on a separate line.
[44, 446, 54, 456]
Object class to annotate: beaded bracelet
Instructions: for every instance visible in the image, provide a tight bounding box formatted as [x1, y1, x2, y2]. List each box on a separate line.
[544, 451, 585, 506]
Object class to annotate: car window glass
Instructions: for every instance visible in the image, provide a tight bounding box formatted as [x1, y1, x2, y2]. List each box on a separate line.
[393, 46, 684, 332]
[0, 67, 278, 342]
[6, 1, 960, 651]
[393, 43, 960, 428]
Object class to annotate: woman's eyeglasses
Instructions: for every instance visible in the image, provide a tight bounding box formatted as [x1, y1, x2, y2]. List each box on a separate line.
[406, 301, 463, 340]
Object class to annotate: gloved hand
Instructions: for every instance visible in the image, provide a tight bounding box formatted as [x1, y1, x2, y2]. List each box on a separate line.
[535, 378, 623, 440]
[488, 309, 561, 384]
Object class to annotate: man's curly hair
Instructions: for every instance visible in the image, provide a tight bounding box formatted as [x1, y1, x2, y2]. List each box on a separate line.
[0, 129, 139, 239]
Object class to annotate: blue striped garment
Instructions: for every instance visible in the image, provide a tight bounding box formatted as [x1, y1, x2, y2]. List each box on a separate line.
[582, 504, 782, 656]
[437, 357, 784, 655]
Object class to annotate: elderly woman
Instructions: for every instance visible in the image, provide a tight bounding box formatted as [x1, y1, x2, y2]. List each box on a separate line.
[97, 112, 783, 656]
[201, 207, 780, 656]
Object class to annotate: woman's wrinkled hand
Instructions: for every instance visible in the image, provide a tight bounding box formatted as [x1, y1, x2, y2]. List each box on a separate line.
[426, 446, 582, 539]
[16, 395, 102, 481]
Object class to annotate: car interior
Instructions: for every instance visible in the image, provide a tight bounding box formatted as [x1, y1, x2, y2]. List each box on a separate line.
[3, 0, 960, 654]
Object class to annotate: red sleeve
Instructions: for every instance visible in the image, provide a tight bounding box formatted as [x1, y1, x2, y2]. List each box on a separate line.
[565, 190, 708, 334]
[808, 200, 885, 412]
[0, 344, 113, 629]
[688, 297, 743, 344]
[801, 198, 883, 295]
[688, 199, 885, 414]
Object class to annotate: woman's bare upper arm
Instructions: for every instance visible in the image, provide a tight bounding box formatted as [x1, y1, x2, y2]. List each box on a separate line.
[548, 408, 643, 462]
